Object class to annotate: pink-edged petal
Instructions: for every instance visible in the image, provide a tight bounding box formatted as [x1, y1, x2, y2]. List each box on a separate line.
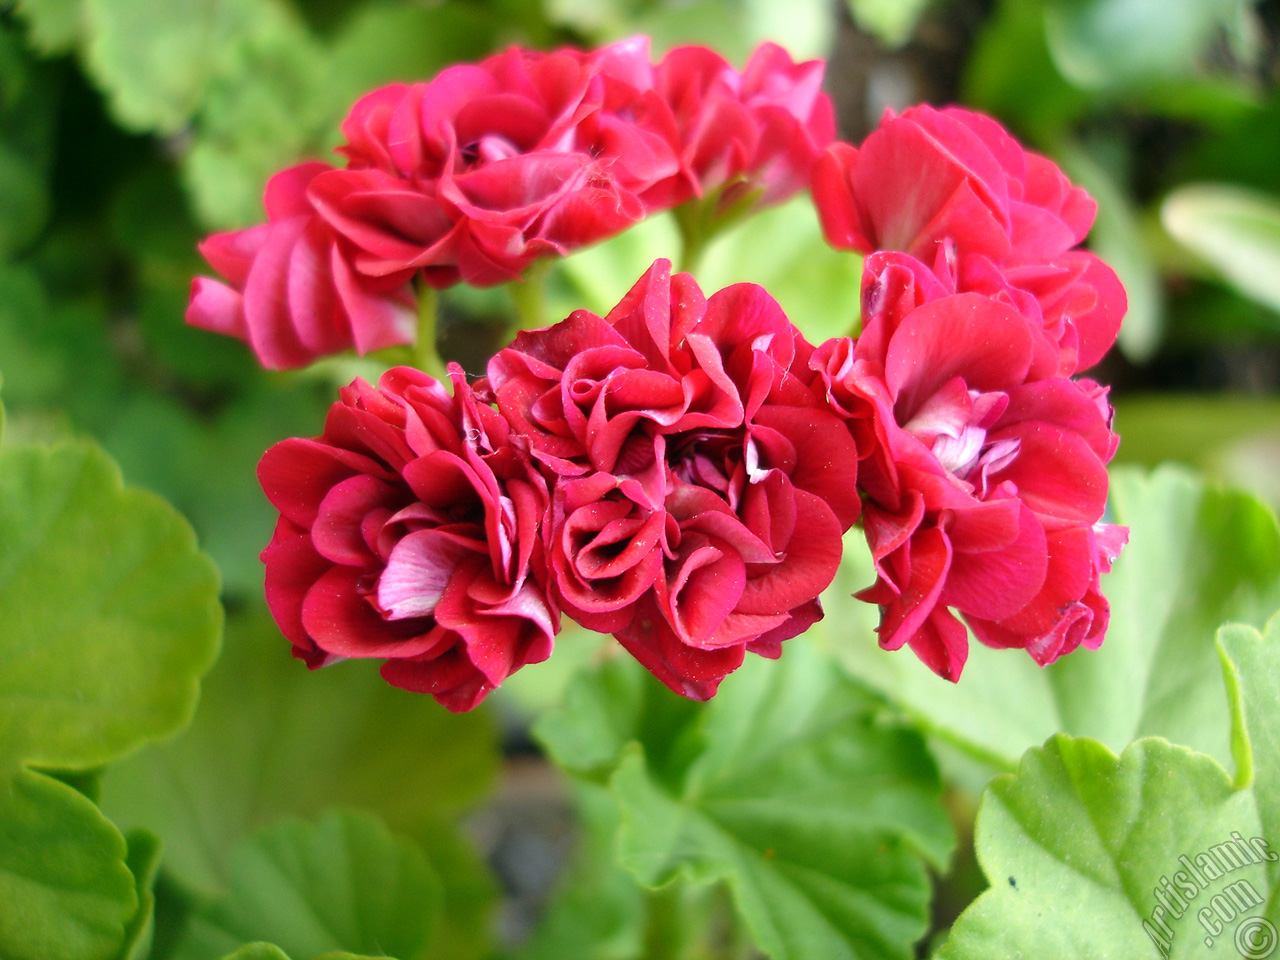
[378, 528, 479, 619]
[186, 278, 246, 339]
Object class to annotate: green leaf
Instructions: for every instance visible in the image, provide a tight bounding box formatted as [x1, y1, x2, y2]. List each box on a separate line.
[81, 0, 222, 133]
[1043, 0, 1246, 91]
[936, 736, 1268, 959]
[537, 645, 954, 960]
[1219, 617, 1280, 887]
[829, 466, 1280, 772]
[939, 613, 1280, 958]
[0, 442, 222, 769]
[0, 439, 222, 960]
[1162, 183, 1280, 318]
[181, 0, 330, 229]
[12, 0, 84, 53]
[846, 0, 933, 47]
[120, 829, 163, 960]
[0, 768, 138, 960]
[175, 810, 437, 960]
[100, 606, 499, 897]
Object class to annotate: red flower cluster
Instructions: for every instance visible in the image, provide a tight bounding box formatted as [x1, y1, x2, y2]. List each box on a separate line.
[243, 45, 1131, 707]
[809, 105, 1128, 679]
[260, 262, 859, 707]
[484, 259, 859, 697]
[189, 39, 833, 369]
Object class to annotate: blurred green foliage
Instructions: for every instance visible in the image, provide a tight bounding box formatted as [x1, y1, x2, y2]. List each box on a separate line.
[3, 0, 1280, 957]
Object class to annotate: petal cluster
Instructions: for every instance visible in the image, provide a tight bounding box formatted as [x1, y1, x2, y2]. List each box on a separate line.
[484, 259, 860, 697]
[810, 106, 1129, 679]
[259, 366, 556, 711]
[812, 104, 1125, 377]
[187, 163, 417, 370]
[190, 39, 834, 369]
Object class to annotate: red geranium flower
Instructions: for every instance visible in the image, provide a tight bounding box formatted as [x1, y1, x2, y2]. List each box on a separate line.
[186, 162, 416, 370]
[811, 251, 1127, 679]
[308, 39, 683, 288]
[811, 105, 1124, 375]
[483, 259, 860, 698]
[258, 366, 557, 711]
[655, 41, 835, 215]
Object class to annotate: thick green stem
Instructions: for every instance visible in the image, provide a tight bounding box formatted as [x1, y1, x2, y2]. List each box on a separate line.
[676, 202, 712, 275]
[642, 884, 696, 960]
[412, 282, 447, 381]
[506, 260, 552, 342]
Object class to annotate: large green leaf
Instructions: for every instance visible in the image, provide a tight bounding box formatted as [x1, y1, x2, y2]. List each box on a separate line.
[829, 466, 1280, 772]
[536, 644, 954, 960]
[1162, 183, 1280, 319]
[81, 0, 223, 134]
[936, 736, 1267, 959]
[176, 811, 438, 960]
[181, 0, 329, 229]
[1043, 0, 1247, 91]
[0, 440, 222, 960]
[1219, 618, 1280, 893]
[937, 613, 1280, 959]
[100, 607, 499, 899]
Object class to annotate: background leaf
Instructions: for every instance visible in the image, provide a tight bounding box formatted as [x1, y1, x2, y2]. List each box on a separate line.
[846, 0, 934, 48]
[938, 613, 1280, 958]
[101, 607, 499, 898]
[0, 439, 222, 960]
[1043, 0, 1246, 91]
[1162, 183, 1280, 318]
[537, 645, 954, 960]
[176, 810, 437, 960]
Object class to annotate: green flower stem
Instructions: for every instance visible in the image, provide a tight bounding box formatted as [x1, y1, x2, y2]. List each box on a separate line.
[641, 883, 711, 960]
[506, 260, 552, 342]
[412, 282, 447, 381]
[675, 201, 712, 274]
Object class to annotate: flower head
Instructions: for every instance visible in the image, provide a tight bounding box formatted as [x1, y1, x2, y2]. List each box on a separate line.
[187, 163, 416, 370]
[812, 251, 1126, 678]
[484, 259, 860, 697]
[810, 105, 1124, 375]
[259, 365, 557, 711]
